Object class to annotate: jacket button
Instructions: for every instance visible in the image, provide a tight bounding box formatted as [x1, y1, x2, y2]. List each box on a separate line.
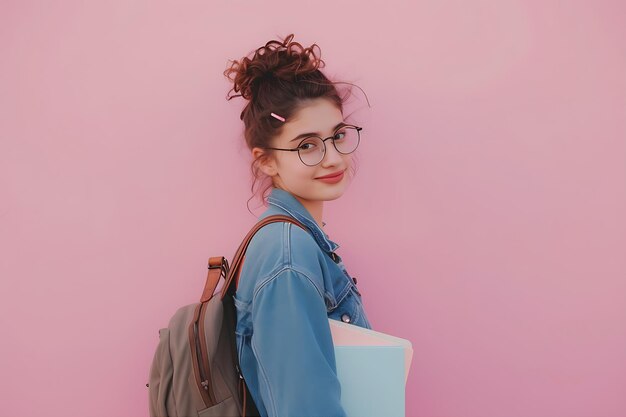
[352, 277, 358, 285]
[341, 313, 351, 323]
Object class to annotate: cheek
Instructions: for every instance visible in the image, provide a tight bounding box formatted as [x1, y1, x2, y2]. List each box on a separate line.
[344, 155, 356, 178]
[343, 154, 354, 169]
[280, 158, 312, 180]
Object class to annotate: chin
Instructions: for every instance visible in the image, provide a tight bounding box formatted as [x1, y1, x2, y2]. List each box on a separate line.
[299, 187, 344, 202]
[321, 185, 347, 201]
[324, 193, 343, 201]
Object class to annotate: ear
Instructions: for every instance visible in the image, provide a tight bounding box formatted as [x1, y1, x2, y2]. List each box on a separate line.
[252, 147, 278, 177]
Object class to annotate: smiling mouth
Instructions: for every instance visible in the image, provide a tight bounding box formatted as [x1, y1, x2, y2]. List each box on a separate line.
[316, 170, 345, 179]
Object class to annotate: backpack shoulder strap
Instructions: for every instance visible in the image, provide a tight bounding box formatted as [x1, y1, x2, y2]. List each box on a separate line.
[220, 214, 307, 300]
[199, 215, 307, 303]
[200, 256, 230, 303]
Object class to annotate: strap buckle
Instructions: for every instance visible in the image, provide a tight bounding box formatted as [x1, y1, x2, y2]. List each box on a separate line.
[208, 257, 230, 276]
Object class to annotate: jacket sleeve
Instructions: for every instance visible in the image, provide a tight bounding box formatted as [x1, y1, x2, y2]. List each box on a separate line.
[250, 267, 347, 417]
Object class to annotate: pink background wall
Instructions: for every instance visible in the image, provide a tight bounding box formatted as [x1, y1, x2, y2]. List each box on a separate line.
[1, 1, 624, 416]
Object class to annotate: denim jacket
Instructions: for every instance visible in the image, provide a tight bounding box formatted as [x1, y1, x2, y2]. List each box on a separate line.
[234, 187, 373, 417]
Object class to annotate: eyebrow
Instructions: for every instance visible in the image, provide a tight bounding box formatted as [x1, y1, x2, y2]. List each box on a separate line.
[290, 121, 348, 142]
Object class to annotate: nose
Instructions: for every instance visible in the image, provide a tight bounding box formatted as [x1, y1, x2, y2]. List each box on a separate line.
[320, 139, 344, 166]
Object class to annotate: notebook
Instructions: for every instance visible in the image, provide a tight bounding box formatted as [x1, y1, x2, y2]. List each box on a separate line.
[329, 318, 413, 417]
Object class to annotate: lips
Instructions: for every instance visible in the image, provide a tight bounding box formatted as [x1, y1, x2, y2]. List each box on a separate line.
[316, 170, 345, 179]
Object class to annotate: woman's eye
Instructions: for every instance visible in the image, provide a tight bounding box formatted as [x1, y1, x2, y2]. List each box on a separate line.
[299, 142, 316, 151]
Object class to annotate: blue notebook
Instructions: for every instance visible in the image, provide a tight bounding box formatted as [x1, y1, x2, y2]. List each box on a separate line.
[329, 319, 413, 417]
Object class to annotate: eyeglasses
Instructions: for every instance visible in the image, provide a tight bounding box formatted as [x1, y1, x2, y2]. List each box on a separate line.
[262, 125, 362, 166]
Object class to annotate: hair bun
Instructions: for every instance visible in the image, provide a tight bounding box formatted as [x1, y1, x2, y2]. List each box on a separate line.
[224, 33, 325, 101]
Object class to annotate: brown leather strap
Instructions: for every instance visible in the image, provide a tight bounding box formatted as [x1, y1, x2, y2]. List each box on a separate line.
[188, 303, 214, 407]
[220, 215, 307, 300]
[200, 257, 229, 303]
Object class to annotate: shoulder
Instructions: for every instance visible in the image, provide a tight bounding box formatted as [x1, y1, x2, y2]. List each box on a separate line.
[248, 220, 321, 262]
[239, 221, 325, 292]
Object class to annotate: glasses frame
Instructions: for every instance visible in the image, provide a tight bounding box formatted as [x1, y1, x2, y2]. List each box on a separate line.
[262, 125, 362, 166]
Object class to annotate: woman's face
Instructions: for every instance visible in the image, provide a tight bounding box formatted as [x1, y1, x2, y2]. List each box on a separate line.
[253, 98, 354, 205]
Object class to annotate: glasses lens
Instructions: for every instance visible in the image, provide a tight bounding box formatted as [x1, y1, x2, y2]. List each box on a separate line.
[298, 137, 325, 166]
[333, 126, 360, 154]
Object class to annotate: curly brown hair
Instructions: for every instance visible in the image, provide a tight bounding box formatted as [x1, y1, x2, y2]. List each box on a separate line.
[223, 33, 368, 213]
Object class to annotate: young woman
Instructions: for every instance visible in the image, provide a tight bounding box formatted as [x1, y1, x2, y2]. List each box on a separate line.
[224, 33, 373, 417]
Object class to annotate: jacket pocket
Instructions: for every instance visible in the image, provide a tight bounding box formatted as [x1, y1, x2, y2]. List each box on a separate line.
[324, 290, 337, 312]
[350, 278, 362, 298]
[329, 288, 363, 325]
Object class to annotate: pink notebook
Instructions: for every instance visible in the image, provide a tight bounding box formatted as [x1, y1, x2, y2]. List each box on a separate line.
[328, 318, 413, 383]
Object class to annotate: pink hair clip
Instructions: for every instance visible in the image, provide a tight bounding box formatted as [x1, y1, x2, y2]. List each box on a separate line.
[270, 112, 285, 122]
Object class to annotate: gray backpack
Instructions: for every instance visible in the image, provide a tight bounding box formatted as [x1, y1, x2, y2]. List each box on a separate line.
[148, 214, 307, 417]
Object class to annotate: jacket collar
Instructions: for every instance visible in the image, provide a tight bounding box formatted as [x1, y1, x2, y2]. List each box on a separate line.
[263, 187, 340, 254]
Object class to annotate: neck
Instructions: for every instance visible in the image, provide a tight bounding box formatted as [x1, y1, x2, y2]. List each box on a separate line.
[293, 195, 324, 230]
